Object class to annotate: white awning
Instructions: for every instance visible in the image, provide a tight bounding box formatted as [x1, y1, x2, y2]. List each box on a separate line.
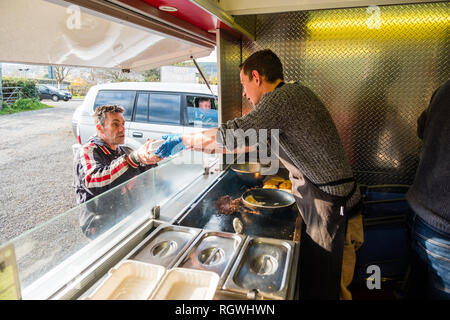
[0, 0, 214, 71]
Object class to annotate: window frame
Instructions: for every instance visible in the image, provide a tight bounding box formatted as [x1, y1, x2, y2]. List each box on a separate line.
[183, 94, 218, 128]
[93, 90, 137, 121]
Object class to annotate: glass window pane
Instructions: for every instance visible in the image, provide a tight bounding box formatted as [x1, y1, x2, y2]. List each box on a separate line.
[93, 90, 136, 121]
[134, 93, 149, 122]
[149, 94, 181, 125]
[186, 96, 218, 128]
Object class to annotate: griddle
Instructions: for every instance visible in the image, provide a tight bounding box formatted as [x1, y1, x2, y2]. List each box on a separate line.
[176, 168, 299, 240]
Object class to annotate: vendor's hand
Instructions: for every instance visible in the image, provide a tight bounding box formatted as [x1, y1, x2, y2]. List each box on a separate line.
[155, 134, 186, 158]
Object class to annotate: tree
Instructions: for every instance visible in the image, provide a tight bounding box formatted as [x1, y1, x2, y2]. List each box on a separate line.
[143, 68, 160, 82]
[53, 66, 72, 89]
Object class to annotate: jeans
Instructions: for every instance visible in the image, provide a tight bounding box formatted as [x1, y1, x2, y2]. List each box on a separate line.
[406, 213, 450, 299]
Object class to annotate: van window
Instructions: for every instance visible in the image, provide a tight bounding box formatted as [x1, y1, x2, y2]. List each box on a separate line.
[93, 90, 136, 121]
[186, 96, 218, 128]
[149, 93, 181, 125]
[134, 93, 149, 122]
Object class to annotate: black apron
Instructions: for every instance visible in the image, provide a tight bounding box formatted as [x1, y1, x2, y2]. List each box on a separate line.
[270, 82, 361, 299]
[278, 146, 360, 299]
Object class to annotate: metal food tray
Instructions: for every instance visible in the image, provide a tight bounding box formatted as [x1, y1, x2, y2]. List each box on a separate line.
[129, 224, 202, 269]
[223, 236, 296, 300]
[173, 230, 246, 287]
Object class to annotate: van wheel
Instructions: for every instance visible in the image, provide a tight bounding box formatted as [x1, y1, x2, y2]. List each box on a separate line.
[52, 95, 59, 102]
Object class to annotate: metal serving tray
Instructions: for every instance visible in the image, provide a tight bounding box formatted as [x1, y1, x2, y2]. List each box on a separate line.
[223, 236, 296, 300]
[129, 224, 201, 269]
[173, 230, 245, 287]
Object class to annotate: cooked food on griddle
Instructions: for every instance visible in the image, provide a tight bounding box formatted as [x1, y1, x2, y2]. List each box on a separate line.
[269, 176, 285, 182]
[262, 183, 278, 189]
[216, 195, 261, 216]
[279, 180, 292, 193]
[263, 176, 293, 193]
[263, 176, 284, 188]
[244, 195, 266, 205]
[216, 195, 241, 215]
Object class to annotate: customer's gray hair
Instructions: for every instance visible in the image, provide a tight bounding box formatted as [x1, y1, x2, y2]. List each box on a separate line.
[93, 104, 125, 126]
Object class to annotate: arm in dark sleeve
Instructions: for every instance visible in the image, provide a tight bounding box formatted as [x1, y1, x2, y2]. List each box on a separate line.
[80, 144, 141, 192]
[417, 85, 442, 140]
[417, 108, 428, 140]
[216, 98, 284, 150]
[123, 146, 157, 173]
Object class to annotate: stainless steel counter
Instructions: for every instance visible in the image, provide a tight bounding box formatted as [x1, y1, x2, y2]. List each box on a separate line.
[79, 162, 301, 300]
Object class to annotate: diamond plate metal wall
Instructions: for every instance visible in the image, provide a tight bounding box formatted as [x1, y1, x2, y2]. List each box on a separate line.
[239, 2, 450, 185]
[217, 29, 243, 123]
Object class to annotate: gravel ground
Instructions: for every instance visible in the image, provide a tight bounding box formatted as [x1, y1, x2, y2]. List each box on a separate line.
[0, 99, 82, 243]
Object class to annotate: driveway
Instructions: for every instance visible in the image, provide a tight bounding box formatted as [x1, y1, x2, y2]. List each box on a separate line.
[0, 99, 83, 243]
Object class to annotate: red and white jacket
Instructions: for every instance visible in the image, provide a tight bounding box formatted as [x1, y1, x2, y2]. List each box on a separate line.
[73, 136, 155, 236]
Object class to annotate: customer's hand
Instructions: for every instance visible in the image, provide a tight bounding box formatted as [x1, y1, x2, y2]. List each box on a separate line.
[137, 139, 162, 165]
[155, 134, 186, 158]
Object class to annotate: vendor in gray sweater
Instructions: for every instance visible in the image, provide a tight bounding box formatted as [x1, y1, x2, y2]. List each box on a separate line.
[155, 49, 363, 300]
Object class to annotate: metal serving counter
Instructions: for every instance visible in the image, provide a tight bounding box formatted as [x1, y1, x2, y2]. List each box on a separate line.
[12, 151, 299, 300]
[79, 162, 301, 300]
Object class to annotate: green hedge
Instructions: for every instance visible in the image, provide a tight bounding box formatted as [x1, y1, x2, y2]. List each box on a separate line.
[2, 78, 39, 101]
[0, 98, 52, 115]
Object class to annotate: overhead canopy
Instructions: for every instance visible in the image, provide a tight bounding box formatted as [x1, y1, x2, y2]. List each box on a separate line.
[0, 0, 215, 71]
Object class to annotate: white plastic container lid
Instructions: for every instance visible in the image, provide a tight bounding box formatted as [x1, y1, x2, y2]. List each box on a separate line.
[148, 139, 164, 154]
[150, 268, 219, 300]
[86, 260, 166, 300]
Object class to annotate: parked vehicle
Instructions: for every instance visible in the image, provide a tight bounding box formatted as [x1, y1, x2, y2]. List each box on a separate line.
[72, 82, 218, 150]
[38, 84, 72, 102]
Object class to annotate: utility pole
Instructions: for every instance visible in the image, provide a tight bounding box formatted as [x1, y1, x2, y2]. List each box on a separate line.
[48, 66, 54, 86]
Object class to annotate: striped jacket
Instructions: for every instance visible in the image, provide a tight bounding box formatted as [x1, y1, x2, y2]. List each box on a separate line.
[73, 136, 155, 237]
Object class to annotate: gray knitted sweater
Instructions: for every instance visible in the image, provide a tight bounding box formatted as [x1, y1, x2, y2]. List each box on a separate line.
[217, 82, 361, 208]
[406, 80, 450, 235]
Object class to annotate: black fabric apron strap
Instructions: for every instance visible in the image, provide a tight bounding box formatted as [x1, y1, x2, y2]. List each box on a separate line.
[274, 141, 359, 300]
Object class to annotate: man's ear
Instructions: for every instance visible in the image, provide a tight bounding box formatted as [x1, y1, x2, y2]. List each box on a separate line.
[251, 70, 262, 85]
[96, 123, 104, 134]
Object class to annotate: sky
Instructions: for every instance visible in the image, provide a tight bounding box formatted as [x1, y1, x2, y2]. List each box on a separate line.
[196, 48, 217, 63]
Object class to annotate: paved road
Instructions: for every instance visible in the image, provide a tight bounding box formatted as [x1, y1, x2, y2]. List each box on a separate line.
[0, 99, 83, 243]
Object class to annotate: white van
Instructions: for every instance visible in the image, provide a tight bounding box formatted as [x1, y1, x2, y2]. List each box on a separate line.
[72, 82, 218, 150]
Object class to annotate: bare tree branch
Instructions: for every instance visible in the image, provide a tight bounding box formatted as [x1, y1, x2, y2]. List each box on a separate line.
[53, 66, 72, 88]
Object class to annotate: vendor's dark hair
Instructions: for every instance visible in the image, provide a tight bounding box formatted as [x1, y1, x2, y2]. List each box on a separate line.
[239, 49, 284, 83]
[93, 104, 125, 126]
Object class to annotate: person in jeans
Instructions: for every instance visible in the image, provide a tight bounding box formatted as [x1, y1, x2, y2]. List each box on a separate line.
[405, 80, 450, 299]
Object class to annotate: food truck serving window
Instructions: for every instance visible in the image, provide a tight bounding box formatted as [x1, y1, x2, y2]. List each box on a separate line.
[5, 152, 208, 300]
[0, 0, 220, 300]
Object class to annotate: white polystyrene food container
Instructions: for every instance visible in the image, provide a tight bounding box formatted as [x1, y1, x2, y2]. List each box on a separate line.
[86, 260, 166, 300]
[150, 268, 219, 300]
[148, 139, 164, 154]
